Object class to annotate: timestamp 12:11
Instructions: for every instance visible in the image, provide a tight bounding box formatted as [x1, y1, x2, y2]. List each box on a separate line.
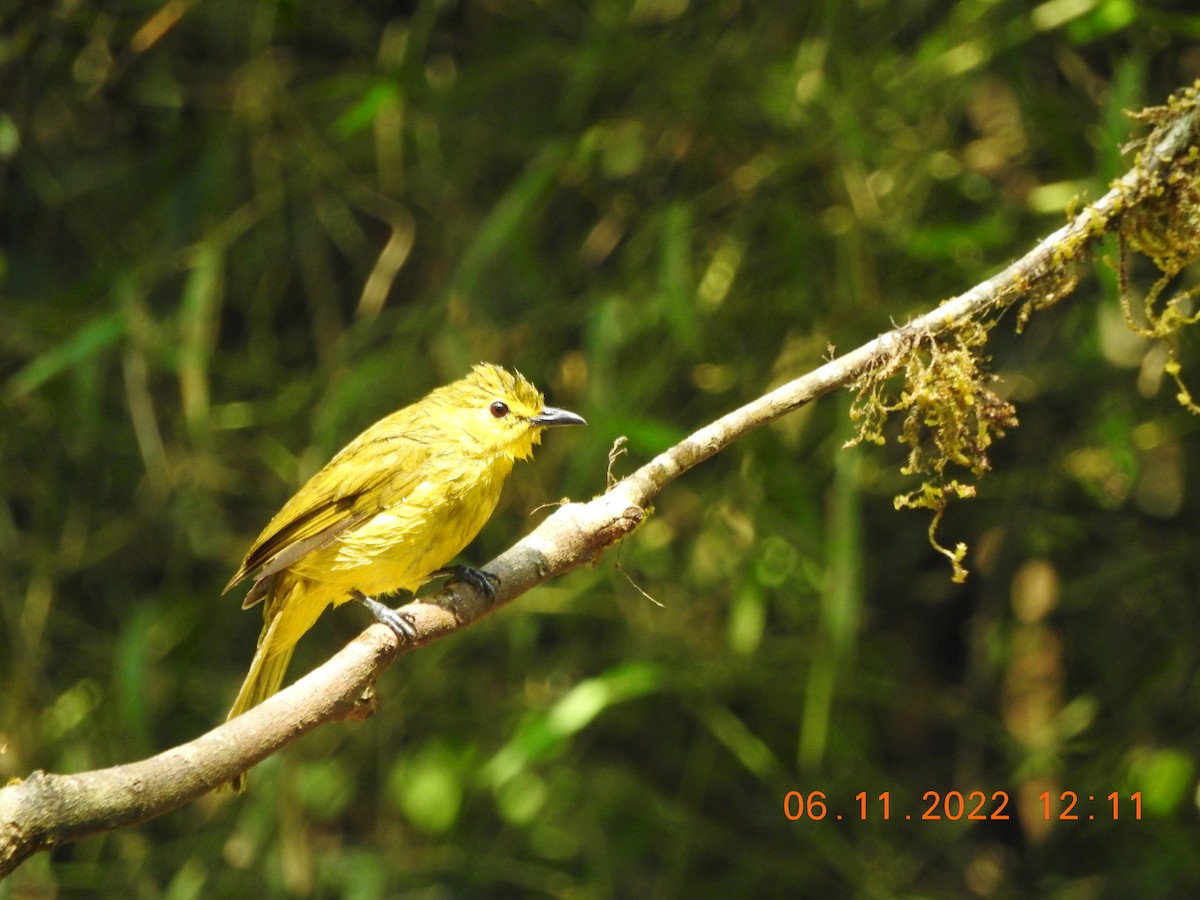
[1041, 791, 1142, 821]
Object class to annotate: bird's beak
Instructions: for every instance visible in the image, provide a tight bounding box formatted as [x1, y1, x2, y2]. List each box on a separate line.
[531, 406, 587, 428]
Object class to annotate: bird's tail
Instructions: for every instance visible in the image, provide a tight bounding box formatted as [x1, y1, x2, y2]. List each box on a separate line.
[226, 577, 324, 791]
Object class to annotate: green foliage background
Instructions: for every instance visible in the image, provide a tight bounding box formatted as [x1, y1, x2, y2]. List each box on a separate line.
[4, 0, 1200, 895]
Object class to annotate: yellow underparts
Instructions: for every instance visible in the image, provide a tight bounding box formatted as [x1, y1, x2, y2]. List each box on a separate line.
[227, 455, 515, 726]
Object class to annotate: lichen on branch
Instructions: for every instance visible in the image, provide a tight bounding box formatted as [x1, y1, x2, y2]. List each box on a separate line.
[841, 81, 1200, 582]
[846, 322, 1017, 581]
[1118, 90, 1200, 412]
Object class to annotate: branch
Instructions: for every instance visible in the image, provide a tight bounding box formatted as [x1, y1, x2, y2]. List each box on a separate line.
[4, 84, 1199, 880]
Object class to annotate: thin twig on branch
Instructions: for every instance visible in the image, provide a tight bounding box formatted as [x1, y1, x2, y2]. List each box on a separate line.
[3, 85, 1199, 880]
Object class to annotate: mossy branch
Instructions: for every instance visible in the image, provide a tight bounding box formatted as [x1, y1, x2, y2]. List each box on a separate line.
[4, 83, 1200, 879]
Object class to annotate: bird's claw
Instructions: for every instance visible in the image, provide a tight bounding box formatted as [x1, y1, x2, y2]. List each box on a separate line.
[432, 565, 499, 602]
[354, 591, 418, 643]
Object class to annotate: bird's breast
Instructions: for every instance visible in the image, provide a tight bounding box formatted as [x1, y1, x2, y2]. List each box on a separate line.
[294, 457, 514, 598]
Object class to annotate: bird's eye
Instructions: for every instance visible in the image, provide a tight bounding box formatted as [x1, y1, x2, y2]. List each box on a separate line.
[489, 401, 510, 418]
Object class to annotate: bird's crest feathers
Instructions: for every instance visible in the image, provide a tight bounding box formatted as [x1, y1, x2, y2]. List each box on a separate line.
[416, 363, 549, 461]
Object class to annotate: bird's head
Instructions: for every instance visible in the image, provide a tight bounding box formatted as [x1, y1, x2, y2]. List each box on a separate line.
[428, 363, 586, 460]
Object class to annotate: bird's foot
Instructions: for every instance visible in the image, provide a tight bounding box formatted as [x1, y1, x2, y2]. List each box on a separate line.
[353, 591, 418, 643]
[432, 565, 499, 602]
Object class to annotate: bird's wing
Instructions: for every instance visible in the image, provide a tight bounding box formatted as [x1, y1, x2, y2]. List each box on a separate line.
[226, 421, 432, 605]
[232, 504, 375, 608]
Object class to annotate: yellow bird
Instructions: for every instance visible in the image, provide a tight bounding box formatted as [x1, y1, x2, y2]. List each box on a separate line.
[224, 363, 584, 785]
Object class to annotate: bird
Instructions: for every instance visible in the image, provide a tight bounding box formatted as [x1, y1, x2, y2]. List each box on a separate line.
[224, 363, 585, 788]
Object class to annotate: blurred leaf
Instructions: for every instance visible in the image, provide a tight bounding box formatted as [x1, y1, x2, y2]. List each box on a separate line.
[482, 662, 662, 790]
[387, 740, 467, 835]
[727, 582, 766, 655]
[606, 415, 686, 456]
[179, 243, 223, 435]
[450, 141, 572, 299]
[295, 758, 355, 822]
[692, 700, 784, 785]
[6, 312, 125, 398]
[1127, 747, 1195, 817]
[494, 770, 548, 826]
[331, 81, 402, 140]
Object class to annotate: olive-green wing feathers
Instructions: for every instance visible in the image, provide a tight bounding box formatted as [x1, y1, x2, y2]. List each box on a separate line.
[225, 420, 431, 606]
